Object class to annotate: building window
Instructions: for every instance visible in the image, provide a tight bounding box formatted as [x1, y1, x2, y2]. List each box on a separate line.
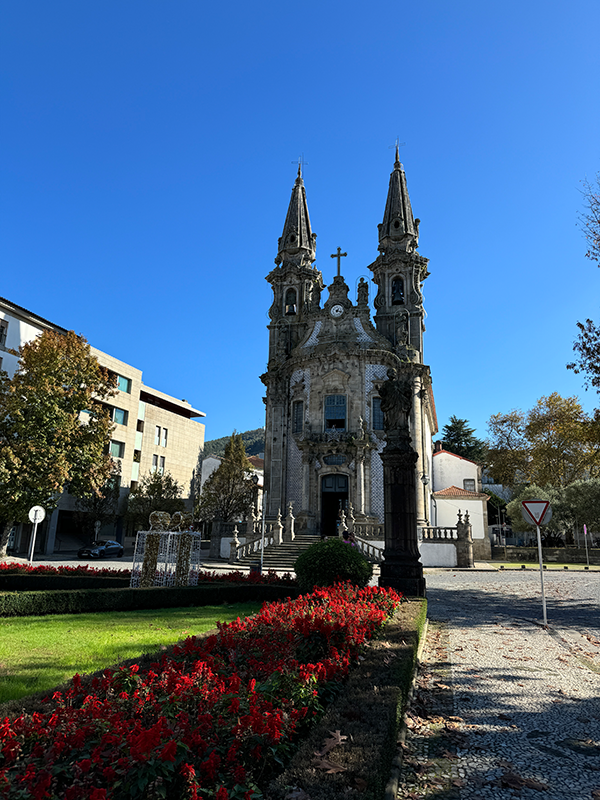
[110, 440, 125, 459]
[391, 276, 405, 305]
[117, 375, 132, 393]
[292, 401, 304, 434]
[463, 479, 476, 493]
[372, 397, 384, 430]
[113, 407, 128, 426]
[323, 454, 346, 465]
[155, 425, 161, 445]
[324, 395, 346, 430]
[0, 321, 7, 347]
[285, 288, 297, 316]
[162, 428, 168, 447]
[159, 456, 165, 475]
[151, 454, 158, 473]
[136, 420, 144, 433]
[0, 357, 3, 371]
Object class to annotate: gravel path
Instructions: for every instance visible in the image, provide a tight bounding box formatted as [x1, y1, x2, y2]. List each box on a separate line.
[397, 571, 600, 800]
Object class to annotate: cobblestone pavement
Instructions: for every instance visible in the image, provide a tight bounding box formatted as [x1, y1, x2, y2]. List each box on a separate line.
[397, 571, 600, 800]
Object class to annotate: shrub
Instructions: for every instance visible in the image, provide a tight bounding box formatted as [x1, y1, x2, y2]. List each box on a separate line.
[294, 538, 373, 592]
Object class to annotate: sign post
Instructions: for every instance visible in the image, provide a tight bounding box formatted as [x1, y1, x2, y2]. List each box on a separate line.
[584, 524, 590, 569]
[521, 500, 552, 626]
[27, 505, 46, 564]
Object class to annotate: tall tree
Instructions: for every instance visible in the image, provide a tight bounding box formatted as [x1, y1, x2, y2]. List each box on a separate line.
[127, 471, 185, 531]
[0, 331, 116, 557]
[197, 433, 254, 522]
[579, 172, 600, 267]
[567, 173, 600, 388]
[486, 410, 530, 489]
[486, 394, 600, 490]
[441, 415, 486, 461]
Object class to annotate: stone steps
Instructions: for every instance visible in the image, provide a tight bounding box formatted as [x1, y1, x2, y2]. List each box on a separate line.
[236, 534, 320, 572]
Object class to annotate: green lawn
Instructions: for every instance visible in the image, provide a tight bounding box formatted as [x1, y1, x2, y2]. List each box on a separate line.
[0, 602, 263, 704]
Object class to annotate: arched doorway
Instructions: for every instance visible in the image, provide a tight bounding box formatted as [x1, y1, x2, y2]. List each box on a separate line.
[321, 474, 348, 538]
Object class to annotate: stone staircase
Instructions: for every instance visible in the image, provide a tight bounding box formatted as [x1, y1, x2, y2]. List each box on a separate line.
[235, 533, 321, 573]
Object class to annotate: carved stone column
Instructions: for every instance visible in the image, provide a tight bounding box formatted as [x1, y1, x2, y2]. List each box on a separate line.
[378, 368, 426, 597]
[412, 374, 427, 527]
[456, 510, 474, 568]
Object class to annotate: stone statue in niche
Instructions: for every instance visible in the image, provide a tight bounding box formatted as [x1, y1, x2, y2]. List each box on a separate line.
[379, 368, 413, 439]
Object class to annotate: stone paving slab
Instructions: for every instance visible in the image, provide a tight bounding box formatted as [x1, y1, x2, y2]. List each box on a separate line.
[397, 572, 600, 800]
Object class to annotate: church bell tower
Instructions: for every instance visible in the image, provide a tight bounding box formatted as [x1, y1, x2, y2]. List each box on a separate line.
[369, 146, 429, 363]
[265, 166, 324, 363]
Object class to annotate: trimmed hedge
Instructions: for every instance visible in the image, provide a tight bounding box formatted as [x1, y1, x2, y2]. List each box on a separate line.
[0, 583, 301, 617]
[0, 574, 131, 592]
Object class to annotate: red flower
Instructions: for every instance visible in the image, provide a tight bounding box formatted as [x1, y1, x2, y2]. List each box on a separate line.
[160, 740, 178, 762]
[215, 788, 229, 800]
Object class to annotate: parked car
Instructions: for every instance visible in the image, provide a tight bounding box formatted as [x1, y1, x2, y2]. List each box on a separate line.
[77, 540, 124, 559]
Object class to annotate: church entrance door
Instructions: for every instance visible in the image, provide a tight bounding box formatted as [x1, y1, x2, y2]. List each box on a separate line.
[321, 474, 348, 538]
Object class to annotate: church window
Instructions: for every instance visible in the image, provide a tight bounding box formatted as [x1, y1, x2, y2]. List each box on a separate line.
[292, 400, 304, 434]
[391, 276, 405, 305]
[372, 398, 384, 430]
[324, 395, 346, 431]
[285, 288, 297, 316]
[324, 454, 346, 465]
[463, 479, 476, 493]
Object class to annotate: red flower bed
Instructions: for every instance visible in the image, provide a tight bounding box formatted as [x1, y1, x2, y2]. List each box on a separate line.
[0, 563, 296, 585]
[0, 583, 402, 799]
[0, 563, 130, 578]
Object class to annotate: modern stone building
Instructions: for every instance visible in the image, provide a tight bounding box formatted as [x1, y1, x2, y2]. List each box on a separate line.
[261, 150, 438, 537]
[0, 296, 206, 554]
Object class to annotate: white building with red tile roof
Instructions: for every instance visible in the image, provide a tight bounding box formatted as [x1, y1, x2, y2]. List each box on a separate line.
[432, 445, 491, 559]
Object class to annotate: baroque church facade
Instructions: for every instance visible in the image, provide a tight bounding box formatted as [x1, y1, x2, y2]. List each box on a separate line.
[261, 150, 438, 537]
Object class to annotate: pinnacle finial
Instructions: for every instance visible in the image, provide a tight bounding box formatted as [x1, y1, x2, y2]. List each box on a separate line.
[292, 155, 308, 183]
[390, 138, 405, 169]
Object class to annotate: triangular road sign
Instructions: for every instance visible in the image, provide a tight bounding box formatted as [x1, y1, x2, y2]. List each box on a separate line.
[522, 500, 550, 526]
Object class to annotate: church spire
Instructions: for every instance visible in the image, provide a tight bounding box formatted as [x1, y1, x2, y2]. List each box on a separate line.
[378, 150, 420, 253]
[275, 165, 317, 266]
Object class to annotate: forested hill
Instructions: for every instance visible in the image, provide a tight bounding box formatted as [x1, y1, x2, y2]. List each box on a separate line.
[203, 428, 265, 457]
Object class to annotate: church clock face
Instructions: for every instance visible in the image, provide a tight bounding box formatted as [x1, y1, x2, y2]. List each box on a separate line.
[330, 304, 344, 318]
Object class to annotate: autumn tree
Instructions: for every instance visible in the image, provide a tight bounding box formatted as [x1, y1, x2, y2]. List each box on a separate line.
[196, 433, 255, 522]
[440, 416, 486, 462]
[486, 394, 600, 491]
[486, 410, 530, 489]
[126, 471, 185, 531]
[0, 331, 116, 557]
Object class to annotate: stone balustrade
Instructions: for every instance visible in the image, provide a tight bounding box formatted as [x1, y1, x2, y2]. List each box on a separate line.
[353, 520, 384, 539]
[420, 526, 458, 541]
[354, 536, 384, 563]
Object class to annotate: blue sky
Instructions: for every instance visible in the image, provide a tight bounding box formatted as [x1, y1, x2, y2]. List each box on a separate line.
[2, 0, 599, 442]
